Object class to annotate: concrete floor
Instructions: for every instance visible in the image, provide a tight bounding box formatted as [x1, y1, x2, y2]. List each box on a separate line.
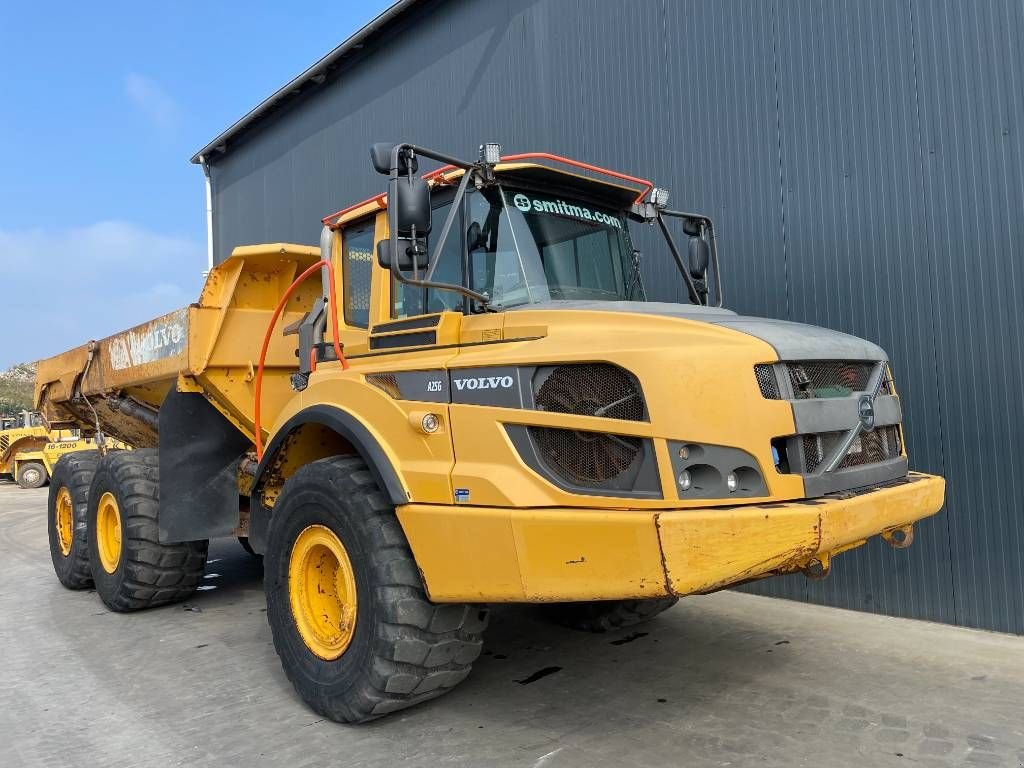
[1, 483, 1022, 768]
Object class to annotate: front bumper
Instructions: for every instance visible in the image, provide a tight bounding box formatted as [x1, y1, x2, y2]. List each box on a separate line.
[397, 472, 945, 602]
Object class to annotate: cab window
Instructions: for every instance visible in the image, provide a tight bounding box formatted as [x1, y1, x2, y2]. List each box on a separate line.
[392, 200, 463, 317]
[342, 220, 375, 328]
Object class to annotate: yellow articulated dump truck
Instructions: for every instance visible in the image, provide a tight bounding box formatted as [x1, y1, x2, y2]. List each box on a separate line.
[0, 411, 121, 489]
[35, 142, 945, 722]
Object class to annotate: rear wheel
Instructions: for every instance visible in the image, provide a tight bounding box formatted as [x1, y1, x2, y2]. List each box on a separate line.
[87, 449, 208, 612]
[265, 456, 488, 723]
[48, 452, 100, 589]
[543, 597, 679, 633]
[16, 461, 47, 489]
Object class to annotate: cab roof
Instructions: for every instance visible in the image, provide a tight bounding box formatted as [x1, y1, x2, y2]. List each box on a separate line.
[325, 159, 651, 229]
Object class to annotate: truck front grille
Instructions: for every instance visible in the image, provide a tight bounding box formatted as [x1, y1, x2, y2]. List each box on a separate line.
[801, 426, 903, 473]
[755, 360, 881, 400]
[788, 361, 875, 399]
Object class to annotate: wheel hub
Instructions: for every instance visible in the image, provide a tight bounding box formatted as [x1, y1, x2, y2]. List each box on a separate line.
[96, 491, 122, 574]
[23, 468, 41, 485]
[55, 486, 74, 557]
[288, 524, 358, 660]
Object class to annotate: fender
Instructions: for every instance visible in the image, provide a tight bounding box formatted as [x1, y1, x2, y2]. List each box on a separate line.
[248, 404, 406, 553]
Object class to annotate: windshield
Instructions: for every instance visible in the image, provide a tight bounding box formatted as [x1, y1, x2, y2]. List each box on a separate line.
[466, 186, 643, 308]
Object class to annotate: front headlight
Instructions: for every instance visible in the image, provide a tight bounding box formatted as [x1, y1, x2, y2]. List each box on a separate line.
[668, 440, 767, 500]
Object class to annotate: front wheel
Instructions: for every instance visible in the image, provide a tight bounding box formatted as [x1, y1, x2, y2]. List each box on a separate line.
[265, 456, 488, 723]
[17, 461, 48, 489]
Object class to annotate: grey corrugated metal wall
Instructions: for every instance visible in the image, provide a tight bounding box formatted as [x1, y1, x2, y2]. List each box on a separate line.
[206, 0, 1024, 634]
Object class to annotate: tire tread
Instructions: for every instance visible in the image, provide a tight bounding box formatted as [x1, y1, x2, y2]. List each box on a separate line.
[89, 449, 207, 612]
[268, 456, 488, 723]
[48, 451, 101, 589]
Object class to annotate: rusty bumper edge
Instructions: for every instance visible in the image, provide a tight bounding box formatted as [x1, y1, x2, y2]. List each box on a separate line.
[656, 472, 946, 596]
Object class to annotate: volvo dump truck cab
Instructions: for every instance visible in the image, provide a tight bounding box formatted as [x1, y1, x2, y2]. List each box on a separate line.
[36, 142, 944, 723]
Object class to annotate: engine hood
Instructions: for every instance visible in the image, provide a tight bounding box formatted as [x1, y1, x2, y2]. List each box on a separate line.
[510, 300, 887, 362]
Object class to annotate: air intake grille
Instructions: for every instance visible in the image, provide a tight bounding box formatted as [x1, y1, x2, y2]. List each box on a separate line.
[878, 367, 895, 395]
[534, 364, 645, 421]
[0, 435, 8, 453]
[365, 373, 402, 399]
[754, 364, 781, 400]
[789, 361, 875, 399]
[528, 426, 642, 485]
[802, 426, 902, 473]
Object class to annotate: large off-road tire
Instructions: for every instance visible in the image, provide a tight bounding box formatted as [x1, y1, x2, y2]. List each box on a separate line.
[48, 452, 100, 589]
[265, 456, 488, 723]
[16, 461, 48, 489]
[543, 597, 679, 633]
[87, 449, 208, 612]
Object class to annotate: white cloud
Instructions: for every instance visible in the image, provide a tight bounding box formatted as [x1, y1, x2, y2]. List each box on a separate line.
[124, 72, 181, 137]
[0, 221, 204, 368]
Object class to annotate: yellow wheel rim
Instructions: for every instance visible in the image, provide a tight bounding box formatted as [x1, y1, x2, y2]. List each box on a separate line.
[55, 486, 74, 557]
[288, 524, 358, 660]
[96, 491, 122, 574]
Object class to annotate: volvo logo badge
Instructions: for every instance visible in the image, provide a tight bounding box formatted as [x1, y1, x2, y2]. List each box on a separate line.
[858, 394, 876, 431]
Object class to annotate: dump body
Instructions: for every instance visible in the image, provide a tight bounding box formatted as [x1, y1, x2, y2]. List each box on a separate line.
[36, 244, 324, 449]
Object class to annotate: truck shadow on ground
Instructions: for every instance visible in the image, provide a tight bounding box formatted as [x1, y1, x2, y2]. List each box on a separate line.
[55, 538, 791, 733]
[205, 539, 793, 725]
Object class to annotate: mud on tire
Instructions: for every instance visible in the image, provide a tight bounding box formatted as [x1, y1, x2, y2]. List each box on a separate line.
[543, 596, 679, 633]
[48, 452, 100, 589]
[87, 449, 208, 612]
[265, 456, 488, 723]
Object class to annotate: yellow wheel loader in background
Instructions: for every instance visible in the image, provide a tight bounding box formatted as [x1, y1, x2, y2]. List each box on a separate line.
[35, 142, 945, 723]
[0, 411, 123, 489]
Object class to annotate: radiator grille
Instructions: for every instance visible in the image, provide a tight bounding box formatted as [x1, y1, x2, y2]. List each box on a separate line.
[789, 361, 875, 399]
[0, 435, 8, 453]
[755, 361, 882, 400]
[534, 363, 645, 421]
[802, 426, 902, 473]
[528, 425, 642, 485]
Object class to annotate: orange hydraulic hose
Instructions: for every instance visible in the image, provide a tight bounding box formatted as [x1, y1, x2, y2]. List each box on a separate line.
[254, 260, 348, 460]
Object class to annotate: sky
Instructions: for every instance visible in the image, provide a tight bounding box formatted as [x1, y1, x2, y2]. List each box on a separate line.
[0, 1, 392, 369]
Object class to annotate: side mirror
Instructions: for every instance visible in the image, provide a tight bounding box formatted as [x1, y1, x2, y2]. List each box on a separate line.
[377, 238, 428, 271]
[394, 175, 432, 238]
[369, 143, 418, 175]
[682, 216, 702, 237]
[688, 236, 710, 278]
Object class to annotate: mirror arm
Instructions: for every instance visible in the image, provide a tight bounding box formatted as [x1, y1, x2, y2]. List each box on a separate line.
[424, 166, 475, 282]
[405, 144, 476, 171]
[655, 212, 703, 305]
[707, 221, 724, 307]
[387, 142, 490, 310]
[661, 209, 723, 308]
[390, 253, 491, 307]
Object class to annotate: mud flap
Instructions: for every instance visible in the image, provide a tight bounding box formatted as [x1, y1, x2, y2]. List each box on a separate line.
[158, 389, 251, 543]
